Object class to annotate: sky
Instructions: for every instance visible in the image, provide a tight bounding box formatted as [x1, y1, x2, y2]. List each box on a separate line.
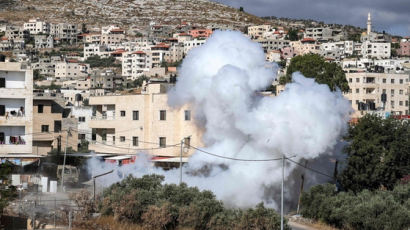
[212, 0, 410, 36]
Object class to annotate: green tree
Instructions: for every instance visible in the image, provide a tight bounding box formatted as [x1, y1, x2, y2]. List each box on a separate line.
[280, 54, 349, 92]
[239, 6, 244, 12]
[339, 114, 410, 192]
[285, 29, 299, 41]
[0, 162, 17, 215]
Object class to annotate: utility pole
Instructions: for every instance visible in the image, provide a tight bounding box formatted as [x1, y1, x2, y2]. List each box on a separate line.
[297, 160, 308, 215]
[179, 138, 184, 185]
[281, 154, 285, 230]
[61, 128, 70, 192]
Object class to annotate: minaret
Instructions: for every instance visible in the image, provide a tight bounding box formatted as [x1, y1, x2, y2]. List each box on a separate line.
[367, 12, 372, 34]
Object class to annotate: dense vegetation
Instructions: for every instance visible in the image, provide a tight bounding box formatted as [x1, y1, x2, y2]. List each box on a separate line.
[340, 115, 410, 192]
[300, 114, 410, 229]
[85, 55, 121, 68]
[0, 162, 17, 215]
[300, 183, 410, 230]
[280, 54, 349, 93]
[98, 174, 290, 230]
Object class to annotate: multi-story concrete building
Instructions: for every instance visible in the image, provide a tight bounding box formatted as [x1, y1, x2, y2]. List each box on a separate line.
[31, 56, 62, 77]
[164, 44, 184, 63]
[189, 29, 212, 39]
[83, 43, 111, 59]
[255, 38, 290, 53]
[23, 18, 50, 35]
[90, 69, 124, 90]
[32, 93, 78, 155]
[5, 26, 29, 41]
[71, 106, 93, 144]
[34, 34, 54, 49]
[88, 83, 202, 156]
[101, 29, 125, 45]
[122, 51, 151, 80]
[183, 39, 206, 54]
[248, 24, 272, 39]
[0, 62, 33, 154]
[344, 72, 410, 118]
[291, 38, 320, 56]
[55, 60, 90, 79]
[361, 41, 391, 59]
[304, 27, 345, 41]
[398, 37, 410, 57]
[50, 23, 78, 43]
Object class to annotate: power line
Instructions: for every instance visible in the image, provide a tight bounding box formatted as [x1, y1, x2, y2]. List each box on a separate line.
[286, 158, 334, 179]
[190, 145, 285, 162]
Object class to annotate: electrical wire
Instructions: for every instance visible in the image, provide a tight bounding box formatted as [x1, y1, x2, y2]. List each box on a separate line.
[286, 158, 334, 179]
[190, 145, 286, 162]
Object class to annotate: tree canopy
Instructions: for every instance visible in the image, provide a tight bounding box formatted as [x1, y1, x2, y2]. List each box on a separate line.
[280, 54, 349, 93]
[339, 114, 410, 192]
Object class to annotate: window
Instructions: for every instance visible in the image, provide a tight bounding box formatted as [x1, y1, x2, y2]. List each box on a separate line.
[399, 101, 403, 106]
[391, 100, 395, 109]
[399, 79, 403, 84]
[159, 137, 166, 148]
[391, 79, 395, 84]
[133, 111, 139, 120]
[355, 88, 359, 93]
[184, 110, 191, 121]
[112, 136, 115, 144]
[54, 120, 62, 132]
[120, 111, 126, 117]
[349, 78, 352, 83]
[133, 136, 138, 146]
[38, 104, 44, 113]
[0, 132, 4, 143]
[78, 116, 86, 122]
[0, 105, 4, 116]
[382, 89, 386, 93]
[41, 125, 49, 132]
[0, 78, 5, 88]
[78, 134, 86, 140]
[399, 90, 403, 95]
[120, 136, 125, 142]
[356, 78, 359, 83]
[184, 137, 191, 148]
[382, 78, 386, 83]
[160, 110, 166, 120]
[391, 89, 394, 96]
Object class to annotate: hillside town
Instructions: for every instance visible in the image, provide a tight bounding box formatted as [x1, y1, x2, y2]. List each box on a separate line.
[0, 6, 409, 229]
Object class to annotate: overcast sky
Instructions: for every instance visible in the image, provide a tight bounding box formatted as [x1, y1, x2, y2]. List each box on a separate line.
[212, 0, 410, 36]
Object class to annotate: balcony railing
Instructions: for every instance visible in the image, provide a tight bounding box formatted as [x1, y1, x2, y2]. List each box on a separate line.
[0, 136, 26, 145]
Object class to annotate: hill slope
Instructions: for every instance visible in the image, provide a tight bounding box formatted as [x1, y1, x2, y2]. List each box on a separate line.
[1, 0, 265, 29]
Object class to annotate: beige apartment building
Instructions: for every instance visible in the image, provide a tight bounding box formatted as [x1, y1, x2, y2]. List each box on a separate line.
[344, 72, 410, 118]
[0, 62, 33, 154]
[88, 83, 203, 157]
[55, 61, 90, 79]
[32, 93, 78, 155]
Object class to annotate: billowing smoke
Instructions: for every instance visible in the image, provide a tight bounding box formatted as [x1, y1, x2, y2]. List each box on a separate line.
[88, 30, 351, 210]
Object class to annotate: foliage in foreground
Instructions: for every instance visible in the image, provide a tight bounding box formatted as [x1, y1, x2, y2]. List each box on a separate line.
[340, 114, 410, 192]
[300, 183, 410, 230]
[98, 174, 290, 230]
[0, 162, 17, 214]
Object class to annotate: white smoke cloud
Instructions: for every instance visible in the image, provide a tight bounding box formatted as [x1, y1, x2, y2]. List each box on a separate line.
[87, 30, 351, 209]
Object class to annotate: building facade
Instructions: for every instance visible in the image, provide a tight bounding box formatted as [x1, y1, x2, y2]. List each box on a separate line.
[88, 83, 202, 156]
[344, 72, 410, 118]
[0, 62, 33, 154]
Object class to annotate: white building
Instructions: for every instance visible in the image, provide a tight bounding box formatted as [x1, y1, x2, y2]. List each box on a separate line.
[183, 39, 206, 54]
[361, 41, 391, 59]
[0, 62, 33, 154]
[83, 43, 111, 59]
[122, 51, 151, 80]
[71, 106, 93, 144]
[23, 18, 50, 35]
